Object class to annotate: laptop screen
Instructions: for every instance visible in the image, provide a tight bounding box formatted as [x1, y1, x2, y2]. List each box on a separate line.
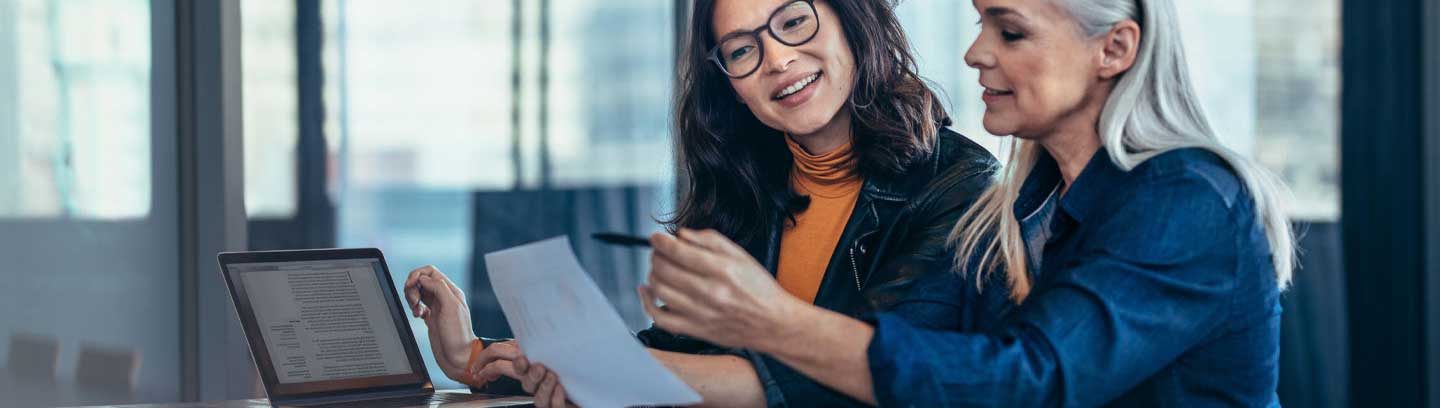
[221, 250, 431, 399]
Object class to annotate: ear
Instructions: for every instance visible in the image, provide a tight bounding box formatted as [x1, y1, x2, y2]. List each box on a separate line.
[1098, 20, 1140, 80]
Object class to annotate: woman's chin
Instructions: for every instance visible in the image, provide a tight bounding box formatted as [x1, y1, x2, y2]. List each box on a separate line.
[770, 101, 847, 136]
[981, 117, 1019, 137]
[776, 116, 832, 137]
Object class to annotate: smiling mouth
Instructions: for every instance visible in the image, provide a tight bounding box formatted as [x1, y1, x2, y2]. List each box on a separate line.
[983, 88, 1014, 96]
[773, 72, 822, 100]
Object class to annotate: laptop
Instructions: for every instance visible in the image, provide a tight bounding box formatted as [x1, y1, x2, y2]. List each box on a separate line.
[218, 248, 532, 407]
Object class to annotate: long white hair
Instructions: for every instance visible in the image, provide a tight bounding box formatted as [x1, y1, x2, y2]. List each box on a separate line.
[948, 0, 1295, 302]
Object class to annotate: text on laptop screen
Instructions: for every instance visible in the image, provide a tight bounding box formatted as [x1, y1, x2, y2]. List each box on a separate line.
[231, 259, 414, 383]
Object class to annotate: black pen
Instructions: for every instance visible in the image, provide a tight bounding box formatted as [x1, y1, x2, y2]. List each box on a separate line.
[592, 232, 652, 247]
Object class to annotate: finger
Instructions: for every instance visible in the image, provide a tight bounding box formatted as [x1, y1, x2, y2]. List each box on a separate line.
[638, 284, 660, 314]
[514, 355, 530, 375]
[639, 285, 701, 336]
[547, 373, 567, 408]
[687, 228, 750, 258]
[699, 229, 754, 258]
[404, 283, 421, 317]
[425, 267, 468, 304]
[647, 251, 711, 297]
[404, 265, 429, 289]
[646, 276, 703, 316]
[651, 232, 701, 259]
[471, 341, 524, 370]
[514, 357, 537, 394]
[404, 266, 435, 317]
[472, 360, 511, 384]
[522, 361, 548, 395]
[650, 233, 726, 278]
[414, 274, 456, 315]
[535, 370, 558, 408]
[443, 274, 466, 303]
[553, 382, 573, 408]
[474, 360, 520, 384]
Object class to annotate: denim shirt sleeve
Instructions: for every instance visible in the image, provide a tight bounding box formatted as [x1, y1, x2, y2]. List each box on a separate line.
[867, 170, 1246, 407]
[743, 268, 1008, 408]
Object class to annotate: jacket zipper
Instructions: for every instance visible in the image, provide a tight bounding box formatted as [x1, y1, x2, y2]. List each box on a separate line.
[850, 246, 862, 291]
[850, 203, 882, 292]
[851, 229, 878, 291]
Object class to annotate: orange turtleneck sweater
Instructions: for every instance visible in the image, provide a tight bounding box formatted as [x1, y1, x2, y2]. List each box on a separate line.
[777, 136, 864, 304]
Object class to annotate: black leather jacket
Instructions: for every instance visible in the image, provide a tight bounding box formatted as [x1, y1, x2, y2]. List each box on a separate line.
[637, 128, 999, 407]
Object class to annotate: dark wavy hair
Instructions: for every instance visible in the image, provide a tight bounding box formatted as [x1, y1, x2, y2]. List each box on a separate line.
[665, 0, 951, 246]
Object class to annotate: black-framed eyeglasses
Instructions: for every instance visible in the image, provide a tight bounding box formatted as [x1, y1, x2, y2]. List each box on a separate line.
[707, 0, 820, 79]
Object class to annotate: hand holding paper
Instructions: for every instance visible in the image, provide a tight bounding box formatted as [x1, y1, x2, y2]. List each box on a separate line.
[484, 237, 702, 408]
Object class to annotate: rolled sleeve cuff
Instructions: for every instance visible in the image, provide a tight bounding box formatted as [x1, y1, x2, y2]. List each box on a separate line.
[734, 350, 783, 408]
[866, 313, 914, 407]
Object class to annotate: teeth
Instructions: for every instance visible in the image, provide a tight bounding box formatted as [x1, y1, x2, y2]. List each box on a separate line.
[776, 73, 820, 99]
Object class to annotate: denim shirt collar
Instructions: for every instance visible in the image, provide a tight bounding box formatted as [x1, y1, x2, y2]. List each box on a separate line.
[1014, 147, 1129, 225]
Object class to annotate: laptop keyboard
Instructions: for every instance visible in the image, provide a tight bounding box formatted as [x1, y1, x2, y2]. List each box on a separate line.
[302, 392, 517, 407]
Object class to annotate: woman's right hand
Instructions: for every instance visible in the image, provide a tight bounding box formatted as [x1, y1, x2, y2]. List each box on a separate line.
[403, 265, 477, 383]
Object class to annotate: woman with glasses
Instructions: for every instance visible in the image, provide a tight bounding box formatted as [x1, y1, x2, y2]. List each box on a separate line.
[403, 0, 999, 406]
[635, 0, 1297, 406]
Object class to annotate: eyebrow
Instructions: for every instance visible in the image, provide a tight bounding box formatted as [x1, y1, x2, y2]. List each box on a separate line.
[716, 27, 755, 43]
[714, 1, 795, 42]
[983, 6, 1027, 20]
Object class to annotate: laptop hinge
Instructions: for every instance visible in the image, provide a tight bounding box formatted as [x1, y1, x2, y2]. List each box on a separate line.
[270, 387, 433, 407]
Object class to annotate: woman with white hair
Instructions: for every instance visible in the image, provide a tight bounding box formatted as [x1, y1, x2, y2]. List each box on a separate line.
[641, 0, 1295, 405]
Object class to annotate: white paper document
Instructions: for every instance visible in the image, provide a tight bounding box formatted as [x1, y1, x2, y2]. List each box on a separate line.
[485, 237, 703, 408]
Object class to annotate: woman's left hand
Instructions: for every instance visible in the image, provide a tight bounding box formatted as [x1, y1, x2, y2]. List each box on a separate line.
[513, 356, 577, 408]
[641, 228, 804, 351]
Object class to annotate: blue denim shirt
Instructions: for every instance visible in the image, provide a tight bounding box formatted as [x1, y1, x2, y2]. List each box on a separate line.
[866, 148, 1283, 407]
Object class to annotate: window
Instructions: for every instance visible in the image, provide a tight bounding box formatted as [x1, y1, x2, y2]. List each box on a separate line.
[545, 0, 675, 189]
[242, 1, 300, 218]
[894, 0, 1009, 161]
[314, 0, 674, 388]
[1246, 0, 1341, 220]
[0, 0, 152, 219]
[324, 0, 516, 192]
[0, 1, 187, 404]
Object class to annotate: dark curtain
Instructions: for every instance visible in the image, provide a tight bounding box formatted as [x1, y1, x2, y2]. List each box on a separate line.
[1278, 222, 1347, 407]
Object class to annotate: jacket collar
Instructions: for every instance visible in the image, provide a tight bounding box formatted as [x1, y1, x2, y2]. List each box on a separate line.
[749, 151, 928, 273]
[862, 178, 910, 202]
[1015, 147, 1128, 225]
[752, 171, 907, 274]
[860, 151, 940, 203]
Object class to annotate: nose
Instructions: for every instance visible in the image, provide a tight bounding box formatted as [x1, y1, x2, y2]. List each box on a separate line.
[964, 34, 994, 70]
[761, 34, 799, 74]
